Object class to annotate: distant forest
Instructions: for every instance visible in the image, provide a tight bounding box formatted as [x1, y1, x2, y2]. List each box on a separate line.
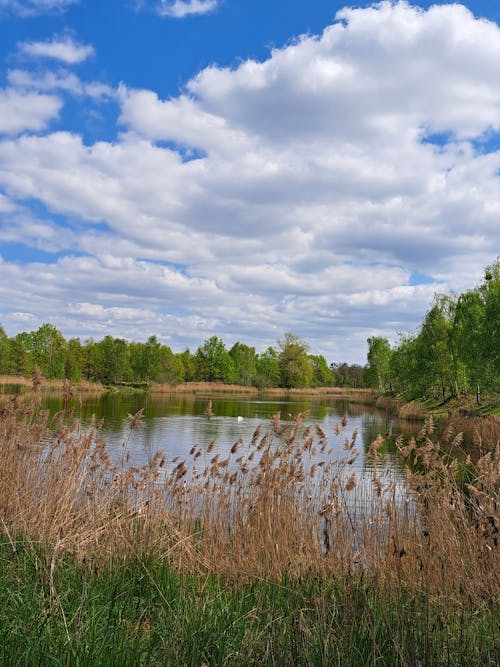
[0, 260, 498, 397]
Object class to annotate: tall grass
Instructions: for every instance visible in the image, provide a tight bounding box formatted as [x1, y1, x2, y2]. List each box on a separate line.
[0, 375, 104, 394]
[0, 395, 498, 664]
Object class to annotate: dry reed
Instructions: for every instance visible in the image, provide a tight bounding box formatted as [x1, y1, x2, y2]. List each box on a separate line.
[0, 375, 104, 395]
[398, 400, 425, 419]
[0, 396, 498, 607]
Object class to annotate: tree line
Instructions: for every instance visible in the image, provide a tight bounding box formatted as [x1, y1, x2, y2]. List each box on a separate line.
[365, 260, 500, 401]
[2, 260, 496, 395]
[0, 326, 365, 389]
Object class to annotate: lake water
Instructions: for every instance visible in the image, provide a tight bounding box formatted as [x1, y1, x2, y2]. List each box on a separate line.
[42, 392, 417, 485]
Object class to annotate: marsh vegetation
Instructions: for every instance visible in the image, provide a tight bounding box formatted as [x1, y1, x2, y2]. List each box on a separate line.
[0, 394, 498, 664]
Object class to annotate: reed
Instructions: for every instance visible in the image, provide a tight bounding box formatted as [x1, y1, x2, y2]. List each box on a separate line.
[0, 397, 498, 663]
[398, 400, 425, 419]
[0, 375, 105, 395]
[148, 381, 259, 394]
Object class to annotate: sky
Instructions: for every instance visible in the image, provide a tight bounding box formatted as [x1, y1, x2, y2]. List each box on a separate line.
[0, 1, 499, 364]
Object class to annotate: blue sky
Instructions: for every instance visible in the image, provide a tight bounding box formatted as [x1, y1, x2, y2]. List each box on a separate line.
[0, 1, 499, 362]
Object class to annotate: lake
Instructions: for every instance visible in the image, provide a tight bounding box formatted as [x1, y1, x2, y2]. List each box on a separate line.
[41, 392, 417, 487]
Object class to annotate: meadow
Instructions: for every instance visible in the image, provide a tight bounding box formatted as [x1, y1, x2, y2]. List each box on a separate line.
[0, 393, 498, 665]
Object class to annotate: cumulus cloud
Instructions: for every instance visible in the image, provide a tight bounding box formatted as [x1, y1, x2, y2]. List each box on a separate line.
[0, 0, 77, 16]
[151, 0, 218, 19]
[0, 88, 61, 134]
[19, 35, 94, 64]
[8, 68, 116, 99]
[0, 2, 499, 360]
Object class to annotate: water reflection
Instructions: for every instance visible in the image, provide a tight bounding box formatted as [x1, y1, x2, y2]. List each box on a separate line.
[41, 392, 415, 481]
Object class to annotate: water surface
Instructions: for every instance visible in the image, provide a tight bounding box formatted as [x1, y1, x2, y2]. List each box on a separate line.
[42, 392, 415, 482]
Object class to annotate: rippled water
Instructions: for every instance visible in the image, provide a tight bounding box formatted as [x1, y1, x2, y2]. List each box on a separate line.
[42, 392, 417, 481]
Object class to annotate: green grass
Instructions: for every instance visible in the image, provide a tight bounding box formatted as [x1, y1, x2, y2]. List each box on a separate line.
[1, 540, 498, 666]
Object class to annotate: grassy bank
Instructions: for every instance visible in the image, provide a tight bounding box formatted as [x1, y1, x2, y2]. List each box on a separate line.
[0, 374, 368, 398]
[0, 396, 498, 664]
[1, 545, 498, 666]
[0, 374, 105, 394]
[374, 392, 500, 425]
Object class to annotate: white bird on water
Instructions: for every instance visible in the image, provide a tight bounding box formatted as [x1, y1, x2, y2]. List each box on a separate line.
[237, 416, 244, 423]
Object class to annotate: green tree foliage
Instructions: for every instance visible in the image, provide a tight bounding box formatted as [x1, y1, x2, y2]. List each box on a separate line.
[176, 350, 195, 383]
[229, 343, 257, 386]
[130, 336, 162, 382]
[28, 323, 67, 379]
[483, 262, 500, 389]
[81, 338, 100, 381]
[390, 259, 500, 400]
[254, 347, 281, 388]
[365, 337, 392, 391]
[278, 333, 313, 389]
[8, 333, 32, 376]
[94, 336, 132, 383]
[157, 345, 184, 384]
[0, 325, 9, 374]
[65, 338, 84, 382]
[308, 354, 334, 387]
[416, 299, 455, 399]
[195, 336, 234, 383]
[389, 334, 420, 395]
[331, 362, 365, 388]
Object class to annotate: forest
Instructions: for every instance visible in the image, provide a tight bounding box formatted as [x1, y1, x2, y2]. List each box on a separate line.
[0, 260, 498, 397]
[0, 325, 362, 390]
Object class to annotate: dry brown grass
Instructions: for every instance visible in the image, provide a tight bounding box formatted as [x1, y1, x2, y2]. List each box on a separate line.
[348, 389, 377, 404]
[398, 400, 425, 419]
[436, 414, 500, 453]
[0, 374, 104, 394]
[149, 383, 371, 397]
[375, 395, 397, 409]
[0, 397, 498, 606]
[263, 386, 350, 395]
[149, 381, 259, 394]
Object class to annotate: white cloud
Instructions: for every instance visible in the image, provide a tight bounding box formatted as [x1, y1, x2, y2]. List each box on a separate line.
[0, 88, 61, 134]
[155, 0, 218, 18]
[0, 0, 77, 16]
[8, 69, 116, 100]
[0, 2, 500, 360]
[19, 36, 94, 64]
[8, 69, 83, 95]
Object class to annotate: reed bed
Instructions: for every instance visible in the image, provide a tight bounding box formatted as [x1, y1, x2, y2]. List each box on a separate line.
[148, 381, 259, 395]
[375, 395, 397, 409]
[0, 396, 497, 596]
[0, 396, 498, 663]
[0, 375, 104, 395]
[398, 400, 425, 419]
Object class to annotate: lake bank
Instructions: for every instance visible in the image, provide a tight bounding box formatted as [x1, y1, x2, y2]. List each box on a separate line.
[0, 398, 498, 664]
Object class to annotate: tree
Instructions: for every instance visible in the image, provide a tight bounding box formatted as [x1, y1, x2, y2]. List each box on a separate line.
[255, 347, 281, 388]
[130, 336, 162, 382]
[389, 333, 420, 396]
[176, 350, 195, 382]
[195, 337, 234, 383]
[277, 333, 313, 388]
[156, 345, 184, 384]
[416, 299, 455, 400]
[8, 333, 32, 376]
[229, 342, 257, 386]
[451, 290, 486, 392]
[65, 338, 84, 382]
[309, 354, 333, 387]
[482, 261, 500, 389]
[29, 323, 67, 379]
[331, 362, 365, 388]
[0, 325, 9, 374]
[95, 336, 131, 383]
[365, 336, 392, 391]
